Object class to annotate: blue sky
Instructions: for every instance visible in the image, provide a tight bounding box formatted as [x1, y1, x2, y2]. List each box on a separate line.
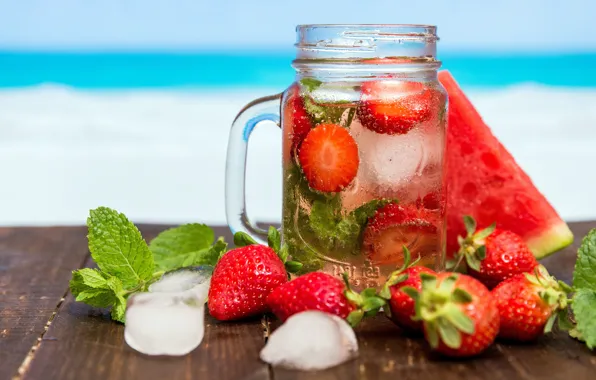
[0, 0, 594, 51]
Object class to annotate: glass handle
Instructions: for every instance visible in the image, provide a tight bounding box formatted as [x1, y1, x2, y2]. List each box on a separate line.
[225, 93, 282, 244]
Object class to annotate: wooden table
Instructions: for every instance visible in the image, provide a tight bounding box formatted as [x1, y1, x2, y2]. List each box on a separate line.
[1, 222, 595, 380]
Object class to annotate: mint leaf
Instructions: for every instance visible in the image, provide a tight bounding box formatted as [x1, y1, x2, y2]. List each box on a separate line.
[282, 164, 324, 273]
[150, 223, 215, 271]
[179, 237, 227, 267]
[87, 207, 154, 288]
[70, 268, 114, 308]
[345, 108, 356, 128]
[303, 97, 346, 125]
[70, 268, 128, 321]
[571, 288, 596, 349]
[309, 200, 341, 240]
[300, 78, 322, 92]
[70, 267, 109, 291]
[107, 276, 127, 323]
[573, 228, 596, 290]
[309, 198, 396, 253]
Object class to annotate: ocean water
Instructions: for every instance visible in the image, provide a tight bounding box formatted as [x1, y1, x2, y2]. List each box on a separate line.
[1, 51, 595, 226]
[1, 52, 596, 89]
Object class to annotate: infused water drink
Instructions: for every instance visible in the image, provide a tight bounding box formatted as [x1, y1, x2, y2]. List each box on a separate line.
[226, 25, 447, 289]
[281, 68, 447, 288]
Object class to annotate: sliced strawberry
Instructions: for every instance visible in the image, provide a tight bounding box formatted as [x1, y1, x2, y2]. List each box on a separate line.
[357, 81, 436, 135]
[298, 123, 359, 193]
[283, 84, 313, 156]
[363, 203, 438, 266]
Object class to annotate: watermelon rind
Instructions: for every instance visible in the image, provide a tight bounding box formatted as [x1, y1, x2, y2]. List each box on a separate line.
[527, 222, 574, 259]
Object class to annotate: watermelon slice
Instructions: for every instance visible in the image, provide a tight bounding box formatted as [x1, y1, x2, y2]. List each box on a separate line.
[439, 70, 573, 259]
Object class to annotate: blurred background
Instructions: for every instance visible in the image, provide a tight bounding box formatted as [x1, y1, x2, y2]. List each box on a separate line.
[0, 0, 594, 227]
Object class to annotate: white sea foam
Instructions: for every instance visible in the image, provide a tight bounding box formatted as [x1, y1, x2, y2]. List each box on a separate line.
[0, 84, 594, 226]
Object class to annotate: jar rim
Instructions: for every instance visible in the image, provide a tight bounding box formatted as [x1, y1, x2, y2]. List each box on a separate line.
[297, 24, 437, 29]
[295, 24, 439, 60]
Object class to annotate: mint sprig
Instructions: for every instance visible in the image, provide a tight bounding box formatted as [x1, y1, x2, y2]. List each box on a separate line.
[150, 224, 225, 271]
[309, 198, 397, 254]
[299, 78, 355, 127]
[572, 228, 596, 290]
[70, 269, 129, 322]
[70, 207, 229, 323]
[570, 228, 596, 348]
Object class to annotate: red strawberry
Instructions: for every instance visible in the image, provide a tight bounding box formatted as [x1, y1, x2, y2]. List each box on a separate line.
[492, 265, 572, 342]
[378, 247, 436, 332]
[362, 203, 438, 266]
[284, 84, 312, 156]
[405, 272, 499, 357]
[267, 271, 385, 326]
[298, 123, 359, 193]
[357, 81, 436, 135]
[450, 216, 539, 289]
[416, 191, 445, 213]
[208, 244, 287, 321]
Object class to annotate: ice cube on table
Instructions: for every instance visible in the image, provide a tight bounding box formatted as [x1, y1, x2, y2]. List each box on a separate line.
[260, 311, 358, 371]
[124, 292, 205, 356]
[125, 266, 213, 356]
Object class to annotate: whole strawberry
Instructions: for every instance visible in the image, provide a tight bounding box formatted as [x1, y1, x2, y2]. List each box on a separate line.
[492, 265, 572, 342]
[404, 272, 499, 357]
[450, 216, 538, 289]
[267, 271, 385, 326]
[208, 229, 301, 321]
[378, 246, 435, 332]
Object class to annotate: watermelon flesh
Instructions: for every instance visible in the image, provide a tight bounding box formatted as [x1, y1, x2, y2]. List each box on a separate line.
[439, 71, 573, 259]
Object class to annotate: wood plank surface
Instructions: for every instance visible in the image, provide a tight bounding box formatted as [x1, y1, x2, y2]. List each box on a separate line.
[0, 227, 89, 380]
[21, 226, 269, 380]
[3, 221, 596, 380]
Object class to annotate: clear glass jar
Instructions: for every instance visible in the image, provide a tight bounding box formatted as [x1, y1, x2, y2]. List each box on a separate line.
[226, 24, 447, 289]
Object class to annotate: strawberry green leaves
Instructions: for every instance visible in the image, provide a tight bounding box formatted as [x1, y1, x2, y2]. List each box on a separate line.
[570, 228, 596, 348]
[232, 228, 303, 274]
[343, 273, 386, 327]
[448, 215, 496, 272]
[407, 273, 475, 350]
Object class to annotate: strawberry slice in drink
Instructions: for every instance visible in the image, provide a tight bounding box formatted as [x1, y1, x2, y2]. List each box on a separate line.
[298, 123, 359, 193]
[357, 81, 437, 135]
[363, 203, 438, 266]
[283, 84, 313, 158]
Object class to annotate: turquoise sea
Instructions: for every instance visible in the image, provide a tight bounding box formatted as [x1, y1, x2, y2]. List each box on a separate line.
[1, 51, 595, 89]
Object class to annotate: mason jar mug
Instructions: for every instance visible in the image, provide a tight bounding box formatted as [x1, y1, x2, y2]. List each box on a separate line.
[226, 24, 447, 289]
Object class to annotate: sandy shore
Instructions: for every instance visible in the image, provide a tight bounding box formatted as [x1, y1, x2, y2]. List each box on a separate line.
[0, 84, 594, 227]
